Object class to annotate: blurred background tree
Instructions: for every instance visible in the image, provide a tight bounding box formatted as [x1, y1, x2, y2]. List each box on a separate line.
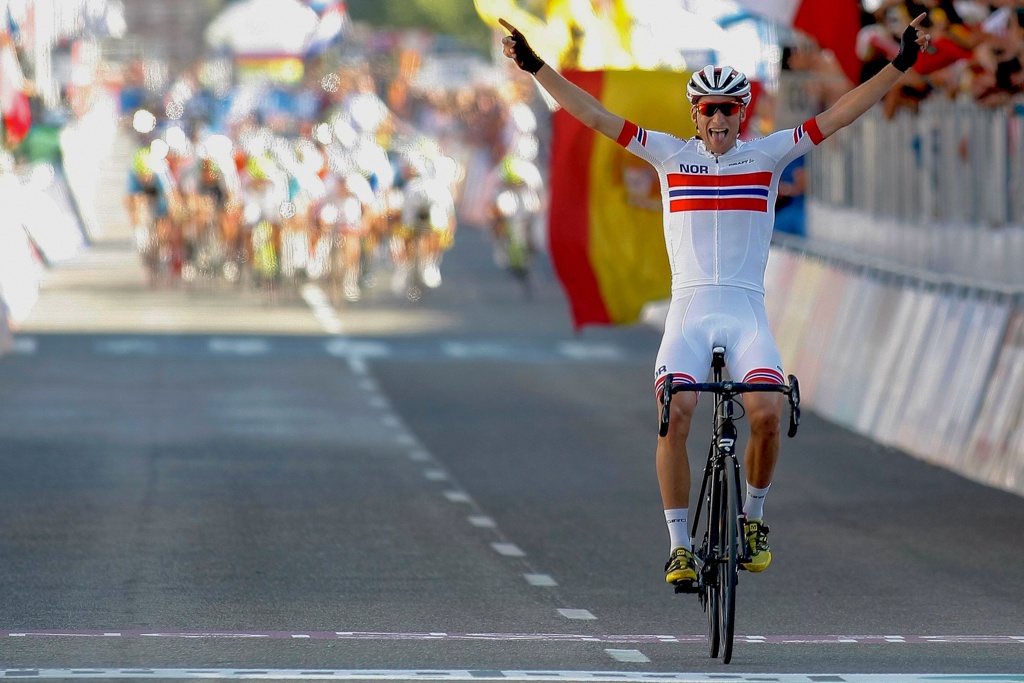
[347, 0, 492, 53]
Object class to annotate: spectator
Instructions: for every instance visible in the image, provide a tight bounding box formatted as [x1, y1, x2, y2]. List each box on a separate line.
[774, 156, 807, 238]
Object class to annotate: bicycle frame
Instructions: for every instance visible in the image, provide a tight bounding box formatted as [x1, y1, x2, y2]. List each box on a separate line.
[658, 346, 800, 663]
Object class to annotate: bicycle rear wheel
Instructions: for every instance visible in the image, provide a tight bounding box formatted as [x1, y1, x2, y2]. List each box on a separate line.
[719, 460, 741, 663]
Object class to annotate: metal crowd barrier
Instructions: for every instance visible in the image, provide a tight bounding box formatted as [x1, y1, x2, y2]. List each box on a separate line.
[807, 98, 1024, 288]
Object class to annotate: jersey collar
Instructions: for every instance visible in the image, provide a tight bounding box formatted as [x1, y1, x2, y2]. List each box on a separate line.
[694, 137, 745, 158]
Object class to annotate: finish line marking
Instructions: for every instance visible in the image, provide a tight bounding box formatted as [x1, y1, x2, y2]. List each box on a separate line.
[0, 670, 1021, 682]
[1, 631, 1022, 644]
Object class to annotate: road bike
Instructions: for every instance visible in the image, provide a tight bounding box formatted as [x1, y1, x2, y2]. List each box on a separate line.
[659, 346, 800, 664]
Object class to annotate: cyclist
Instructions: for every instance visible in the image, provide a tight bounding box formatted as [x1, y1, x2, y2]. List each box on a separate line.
[393, 157, 455, 293]
[500, 14, 930, 585]
[491, 154, 543, 275]
[126, 141, 179, 286]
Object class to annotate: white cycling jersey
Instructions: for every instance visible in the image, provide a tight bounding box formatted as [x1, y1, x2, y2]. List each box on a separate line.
[617, 117, 825, 390]
[616, 117, 823, 294]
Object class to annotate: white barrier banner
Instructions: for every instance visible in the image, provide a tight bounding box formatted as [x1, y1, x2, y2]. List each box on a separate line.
[831, 273, 889, 428]
[966, 310, 1024, 496]
[934, 296, 1011, 466]
[775, 257, 826, 377]
[854, 279, 904, 435]
[764, 247, 800, 332]
[813, 269, 874, 423]
[873, 286, 940, 448]
[791, 263, 848, 405]
[902, 293, 971, 464]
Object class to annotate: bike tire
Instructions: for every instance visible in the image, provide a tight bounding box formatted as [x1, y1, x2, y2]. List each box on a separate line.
[719, 461, 740, 664]
[704, 474, 722, 659]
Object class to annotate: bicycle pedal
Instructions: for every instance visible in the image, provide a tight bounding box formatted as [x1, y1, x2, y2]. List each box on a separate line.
[672, 580, 700, 594]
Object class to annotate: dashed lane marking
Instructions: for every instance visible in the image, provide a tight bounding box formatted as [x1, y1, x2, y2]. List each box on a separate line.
[468, 516, 496, 528]
[302, 284, 344, 336]
[324, 339, 392, 360]
[524, 574, 558, 587]
[604, 649, 650, 663]
[208, 338, 271, 355]
[11, 335, 636, 363]
[558, 341, 624, 361]
[13, 337, 37, 354]
[491, 543, 526, 557]
[558, 609, 597, 620]
[94, 339, 161, 355]
[443, 491, 473, 504]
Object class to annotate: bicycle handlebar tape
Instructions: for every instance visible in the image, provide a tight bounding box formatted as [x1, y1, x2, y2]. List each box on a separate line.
[891, 25, 921, 72]
[510, 29, 545, 75]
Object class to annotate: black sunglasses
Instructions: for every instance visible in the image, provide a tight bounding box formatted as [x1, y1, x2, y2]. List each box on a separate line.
[696, 101, 742, 117]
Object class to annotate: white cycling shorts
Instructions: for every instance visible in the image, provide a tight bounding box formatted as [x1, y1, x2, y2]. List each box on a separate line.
[654, 285, 786, 398]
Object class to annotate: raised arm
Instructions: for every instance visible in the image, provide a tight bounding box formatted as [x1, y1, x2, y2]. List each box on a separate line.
[499, 18, 624, 141]
[814, 13, 930, 140]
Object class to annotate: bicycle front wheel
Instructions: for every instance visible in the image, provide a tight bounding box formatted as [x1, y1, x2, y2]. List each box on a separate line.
[719, 460, 741, 663]
[703, 472, 722, 659]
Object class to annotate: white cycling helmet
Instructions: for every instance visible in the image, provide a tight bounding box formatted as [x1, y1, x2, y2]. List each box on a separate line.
[686, 65, 752, 105]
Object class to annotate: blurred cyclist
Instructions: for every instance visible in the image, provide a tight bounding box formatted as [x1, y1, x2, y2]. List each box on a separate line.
[393, 157, 455, 295]
[126, 139, 179, 287]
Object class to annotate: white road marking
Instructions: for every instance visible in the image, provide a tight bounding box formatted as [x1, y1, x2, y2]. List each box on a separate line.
[442, 342, 513, 359]
[443, 491, 472, 504]
[408, 450, 430, 462]
[468, 516, 496, 528]
[324, 339, 391, 359]
[558, 341, 624, 361]
[424, 469, 447, 481]
[491, 543, 525, 557]
[347, 356, 368, 376]
[557, 609, 597, 620]
[381, 415, 401, 428]
[2, 630, 1022, 646]
[13, 337, 37, 354]
[95, 339, 160, 355]
[208, 338, 270, 355]
[524, 573, 557, 586]
[395, 434, 417, 446]
[604, 649, 650, 663]
[301, 284, 344, 335]
[1, 672, 1021, 682]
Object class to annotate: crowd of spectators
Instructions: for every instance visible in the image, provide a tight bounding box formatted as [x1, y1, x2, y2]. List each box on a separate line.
[857, 0, 1024, 115]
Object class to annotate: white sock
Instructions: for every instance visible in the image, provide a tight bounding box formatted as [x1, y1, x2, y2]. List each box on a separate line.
[665, 508, 690, 551]
[744, 483, 771, 521]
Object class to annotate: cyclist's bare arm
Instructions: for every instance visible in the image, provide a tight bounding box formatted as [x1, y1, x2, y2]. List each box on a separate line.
[815, 13, 930, 140]
[499, 18, 624, 141]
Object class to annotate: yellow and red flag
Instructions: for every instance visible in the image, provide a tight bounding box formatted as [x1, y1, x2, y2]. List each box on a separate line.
[549, 69, 694, 328]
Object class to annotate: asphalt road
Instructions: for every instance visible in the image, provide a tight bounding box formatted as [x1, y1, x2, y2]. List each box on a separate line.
[1, 224, 1022, 681]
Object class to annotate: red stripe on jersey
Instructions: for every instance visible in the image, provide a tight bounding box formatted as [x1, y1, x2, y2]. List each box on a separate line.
[802, 117, 824, 145]
[617, 120, 638, 147]
[670, 198, 769, 212]
[667, 171, 772, 188]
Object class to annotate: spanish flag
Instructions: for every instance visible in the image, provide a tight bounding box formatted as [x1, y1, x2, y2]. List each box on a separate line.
[549, 69, 694, 328]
